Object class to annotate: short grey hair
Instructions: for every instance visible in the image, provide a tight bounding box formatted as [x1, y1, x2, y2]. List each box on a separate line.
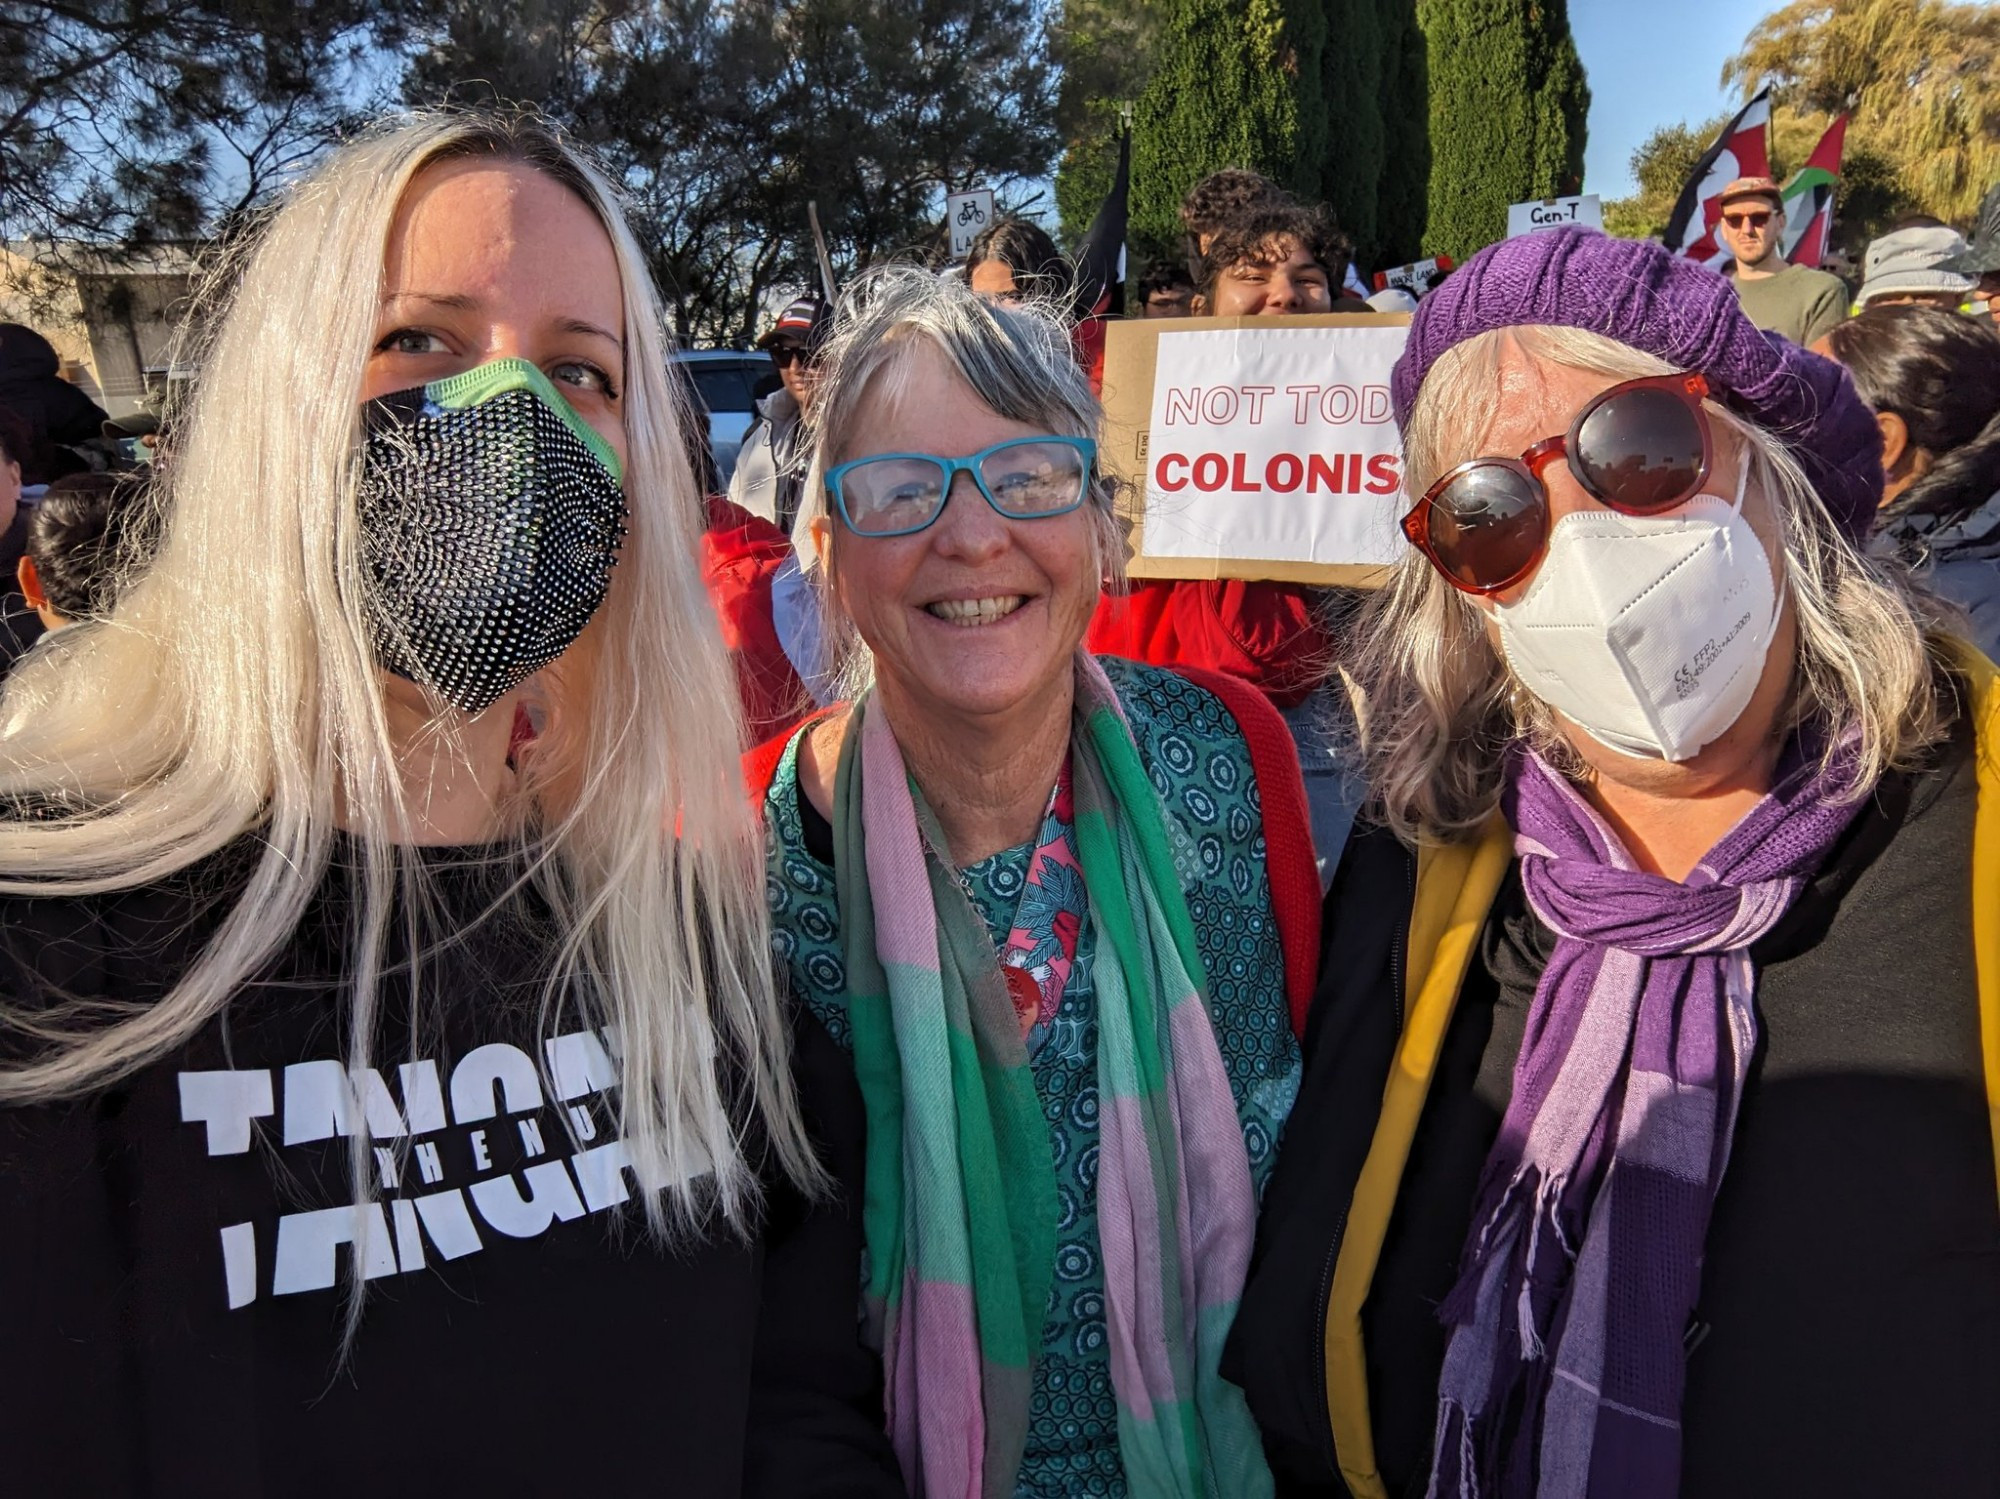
[1352, 324, 1953, 844]
[795, 265, 1125, 695]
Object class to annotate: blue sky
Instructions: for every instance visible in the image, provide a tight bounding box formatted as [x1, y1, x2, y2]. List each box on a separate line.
[1570, 0, 1773, 200]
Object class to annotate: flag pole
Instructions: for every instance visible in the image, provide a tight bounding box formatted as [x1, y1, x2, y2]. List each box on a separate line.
[806, 201, 837, 303]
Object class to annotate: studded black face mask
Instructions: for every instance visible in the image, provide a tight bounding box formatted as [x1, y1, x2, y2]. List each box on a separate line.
[357, 357, 629, 715]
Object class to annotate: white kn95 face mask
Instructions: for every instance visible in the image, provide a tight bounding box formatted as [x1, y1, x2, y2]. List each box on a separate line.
[1492, 461, 1781, 763]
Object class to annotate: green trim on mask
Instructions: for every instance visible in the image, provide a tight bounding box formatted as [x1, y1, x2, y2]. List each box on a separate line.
[424, 356, 624, 483]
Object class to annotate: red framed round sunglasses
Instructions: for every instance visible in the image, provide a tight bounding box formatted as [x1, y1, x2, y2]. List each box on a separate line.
[1400, 371, 1713, 595]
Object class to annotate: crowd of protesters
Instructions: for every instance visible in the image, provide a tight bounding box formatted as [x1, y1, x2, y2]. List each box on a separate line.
[1, 105, 1997, 1499]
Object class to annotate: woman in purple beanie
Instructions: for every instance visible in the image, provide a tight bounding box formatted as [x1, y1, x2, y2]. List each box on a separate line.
[1224, 227, 2000, 1499]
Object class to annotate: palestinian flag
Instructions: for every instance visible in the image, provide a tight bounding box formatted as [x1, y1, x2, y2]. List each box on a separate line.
[1782, 115, 1848, 268]
[1663, 91, 1773, 266]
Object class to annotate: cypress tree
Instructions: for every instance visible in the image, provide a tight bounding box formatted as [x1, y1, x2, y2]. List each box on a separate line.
[1415, 0, 1589, 260]
[1056, 134, 1123, 251]
[1283, 0, 1333, 209]
[1051, 0, 1159, 248]
[1372, 0, 1431, 265]
[1127, 0, 1323, 254]
[1527, 1, 1589, 198]
[1314, 0, 1385, 258]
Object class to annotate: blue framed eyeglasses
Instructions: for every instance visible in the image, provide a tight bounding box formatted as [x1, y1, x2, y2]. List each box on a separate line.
[824, 435, 1097, 537]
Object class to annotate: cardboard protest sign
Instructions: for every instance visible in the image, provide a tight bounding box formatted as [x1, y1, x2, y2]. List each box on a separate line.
[946, 190, 995, 258]
[1098, 313, 1412, 583]
[1507, 194, 1603, 238]
[1373, 255, 1453, 297]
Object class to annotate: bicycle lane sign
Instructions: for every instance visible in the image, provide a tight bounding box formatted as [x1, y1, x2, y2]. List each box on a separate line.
[947, 189, 995, 258]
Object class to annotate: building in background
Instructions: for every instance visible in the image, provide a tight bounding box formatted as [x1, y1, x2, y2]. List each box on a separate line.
[0, 243, 199, 419]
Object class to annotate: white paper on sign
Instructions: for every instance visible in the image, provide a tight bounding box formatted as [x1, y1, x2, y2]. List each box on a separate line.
[1506, 194, 1603, 238]
[1139, 323, 1410, 567]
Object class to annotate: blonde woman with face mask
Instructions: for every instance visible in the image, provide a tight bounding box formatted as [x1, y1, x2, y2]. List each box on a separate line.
[0, 113, 899, 1498]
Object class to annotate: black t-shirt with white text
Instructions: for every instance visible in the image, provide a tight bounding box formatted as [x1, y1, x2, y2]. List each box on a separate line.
[0, 838, 900, 1498]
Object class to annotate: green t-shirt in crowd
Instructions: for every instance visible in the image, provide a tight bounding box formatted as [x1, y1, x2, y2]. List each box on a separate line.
[1726, 261, 1851, 347]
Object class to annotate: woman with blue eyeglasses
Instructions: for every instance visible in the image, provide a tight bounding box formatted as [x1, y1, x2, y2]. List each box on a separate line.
[747, 266, 1321, 1499]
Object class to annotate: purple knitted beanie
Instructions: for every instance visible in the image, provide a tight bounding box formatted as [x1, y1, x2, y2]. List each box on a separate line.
[1391, 227, 1882, 540]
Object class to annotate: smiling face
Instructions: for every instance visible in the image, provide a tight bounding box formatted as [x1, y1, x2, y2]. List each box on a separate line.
[1202, 234, 1333, 316]
[1454, 335, 1797, 798]
[819, 338, 1100, 728]
[365, 157, 628, 471]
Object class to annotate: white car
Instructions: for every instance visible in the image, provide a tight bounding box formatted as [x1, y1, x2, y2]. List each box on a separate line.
[674, 350, 776, 488]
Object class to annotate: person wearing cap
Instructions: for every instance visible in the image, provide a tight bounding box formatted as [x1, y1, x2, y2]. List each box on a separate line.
[1857, 220, 1980, 311]
[728, 291, 831, 532]
[1946, 183, 2000, 326]
[1227, 227, 2000, 1498]
[101, 408, 161, 466]
[1715, 176, 1848, 346]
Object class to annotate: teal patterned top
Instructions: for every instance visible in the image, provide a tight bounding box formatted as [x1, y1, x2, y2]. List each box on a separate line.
[763, 657, 1301, 1499]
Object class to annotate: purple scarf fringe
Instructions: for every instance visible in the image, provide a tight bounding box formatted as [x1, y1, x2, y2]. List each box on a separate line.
[1429, 740, 1863, 1499]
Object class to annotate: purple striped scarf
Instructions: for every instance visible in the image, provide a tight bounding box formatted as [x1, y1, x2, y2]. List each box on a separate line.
[1430, 742, 1862, 1498]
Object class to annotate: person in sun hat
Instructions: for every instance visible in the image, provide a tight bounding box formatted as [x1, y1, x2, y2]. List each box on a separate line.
[1229, 225, 2000, 1499]
[1857, 222, 1979, 310]
[1714, 175, 1849, 346]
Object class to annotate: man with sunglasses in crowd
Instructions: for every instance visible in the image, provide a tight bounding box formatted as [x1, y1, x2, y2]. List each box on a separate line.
[1716, 176, 1849, 347]
[729, 291, 831, 531]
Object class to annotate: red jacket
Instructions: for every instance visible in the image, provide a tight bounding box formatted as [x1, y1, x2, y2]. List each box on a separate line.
[1086, 579, 1329, 709]
[1073, 315, 1107, 395]
[701, 496, 812, 744]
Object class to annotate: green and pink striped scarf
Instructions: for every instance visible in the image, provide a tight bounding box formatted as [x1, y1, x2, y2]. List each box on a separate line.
[832, 654, 1272, 1499]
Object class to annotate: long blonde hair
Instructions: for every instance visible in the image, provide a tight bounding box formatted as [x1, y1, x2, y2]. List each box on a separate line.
[0, 111, 811, 1240]
[1354, 324, 1951, 844]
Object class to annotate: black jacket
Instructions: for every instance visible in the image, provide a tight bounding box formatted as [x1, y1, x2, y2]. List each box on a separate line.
[0, 323, 108, 484]
[1226, 706, 2000, 1498]
[0, 510, 45, 674]
[0, 839, 902, 1498]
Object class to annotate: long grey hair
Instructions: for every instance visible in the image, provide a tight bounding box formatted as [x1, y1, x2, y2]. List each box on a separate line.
[1353, 324, 1952, 845]
[791, 264, 1126, 696]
